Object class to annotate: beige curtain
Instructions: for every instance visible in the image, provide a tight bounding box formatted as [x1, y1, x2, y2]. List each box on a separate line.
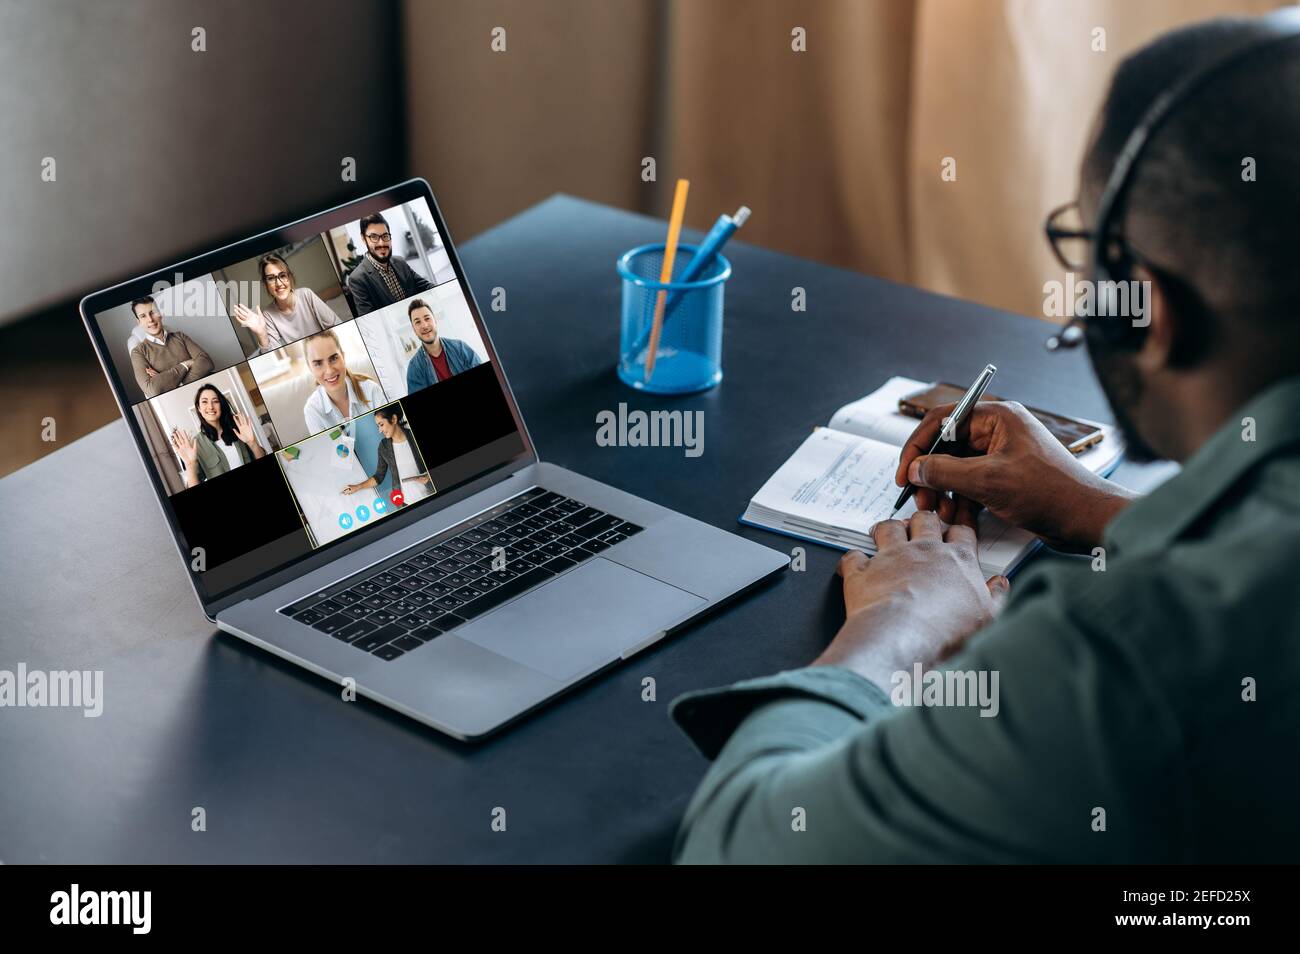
[405, 0, 1283, 321]
[905, 0, 1283, 318]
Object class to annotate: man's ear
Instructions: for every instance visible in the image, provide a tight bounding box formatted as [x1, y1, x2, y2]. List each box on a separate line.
[1133, 265, 1176, 373]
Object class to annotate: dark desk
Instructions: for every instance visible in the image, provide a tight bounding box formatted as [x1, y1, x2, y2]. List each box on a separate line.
[0, 195, 1171, 863]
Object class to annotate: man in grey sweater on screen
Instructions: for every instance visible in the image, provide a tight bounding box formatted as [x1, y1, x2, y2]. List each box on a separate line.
[128, 296, 213, 398]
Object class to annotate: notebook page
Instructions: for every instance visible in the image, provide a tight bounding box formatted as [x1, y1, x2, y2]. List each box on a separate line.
[827, 376, 928, 446]
[750, 428, 917, 535]
[747, 427, 1035, 574]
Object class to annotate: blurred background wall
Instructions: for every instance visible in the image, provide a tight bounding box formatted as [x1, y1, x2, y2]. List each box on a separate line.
[0, 0, 1281, 475]
[0, 0, 406, 324]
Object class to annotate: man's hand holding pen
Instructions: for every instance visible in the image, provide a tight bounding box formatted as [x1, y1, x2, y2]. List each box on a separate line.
[897, 400, 1136, 553]
[815, 384, 1138, 689]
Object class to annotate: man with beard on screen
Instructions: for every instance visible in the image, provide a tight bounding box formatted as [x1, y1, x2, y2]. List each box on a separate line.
[347, 212, 434, 315]
[670, 16, 1300, 863]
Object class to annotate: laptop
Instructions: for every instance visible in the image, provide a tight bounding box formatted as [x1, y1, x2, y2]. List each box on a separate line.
[80, 178, 788, 740]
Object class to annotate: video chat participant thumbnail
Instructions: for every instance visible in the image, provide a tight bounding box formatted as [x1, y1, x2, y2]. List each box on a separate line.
[247, 321, 387, 448]
[404, 297, 482, 391]
[232, 252, 344, 355]
[131, 363, 283, 496]
[347, 212, 434, 315]
[170, 383, 269, 489]
[129, 295, 214, 398]
[276, 401, 431, 548]
[302, 327, 386, 435]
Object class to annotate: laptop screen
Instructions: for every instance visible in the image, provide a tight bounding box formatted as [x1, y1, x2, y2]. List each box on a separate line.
[85, 186, 528, 604]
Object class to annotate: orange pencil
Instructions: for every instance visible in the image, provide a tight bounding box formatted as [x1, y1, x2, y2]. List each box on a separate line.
[645, 178, 690, 380]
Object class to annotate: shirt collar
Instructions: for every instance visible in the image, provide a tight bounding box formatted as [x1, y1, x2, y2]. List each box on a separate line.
[145, 329, 168, 346]
[312, 377, 363, 416]
[367, 252, 394, 272]
[345, 377, 375, 414]
[1105, 373, 1300, 558]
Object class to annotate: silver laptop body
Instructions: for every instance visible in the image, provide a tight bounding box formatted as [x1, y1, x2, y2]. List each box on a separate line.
[80, 179, 788, 740]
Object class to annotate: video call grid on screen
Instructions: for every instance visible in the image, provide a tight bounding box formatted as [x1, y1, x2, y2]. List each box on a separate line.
[88, 190, 523, 591]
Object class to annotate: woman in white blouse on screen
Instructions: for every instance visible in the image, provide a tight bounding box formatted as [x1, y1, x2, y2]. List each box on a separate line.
[301, 328, 384, 435]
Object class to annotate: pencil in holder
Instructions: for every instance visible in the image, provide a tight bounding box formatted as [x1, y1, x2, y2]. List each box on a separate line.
[617, 242, 730, 394]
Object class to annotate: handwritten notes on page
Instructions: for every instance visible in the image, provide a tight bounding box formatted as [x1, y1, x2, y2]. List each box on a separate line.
[742, 427, 1031, 573]
[750, 428, 914, 540]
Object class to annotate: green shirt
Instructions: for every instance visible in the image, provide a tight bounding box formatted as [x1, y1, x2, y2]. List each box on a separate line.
[670, 375, 1300, 863]
[192, 431, 254, 483]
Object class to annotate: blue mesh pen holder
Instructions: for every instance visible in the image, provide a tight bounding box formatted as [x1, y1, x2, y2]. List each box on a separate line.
[617, 242, 731, 394]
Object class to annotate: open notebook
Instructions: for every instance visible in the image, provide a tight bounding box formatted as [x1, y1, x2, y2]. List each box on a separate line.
[740, 376, 1125, 577]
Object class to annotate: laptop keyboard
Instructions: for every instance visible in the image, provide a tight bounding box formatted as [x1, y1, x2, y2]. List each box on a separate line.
[278, 488, 643, 661]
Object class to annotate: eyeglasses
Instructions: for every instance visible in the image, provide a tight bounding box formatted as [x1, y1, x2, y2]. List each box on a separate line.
[1044, 200, 1157, 274]
[264, 271, 291, 286]
[1043, 201, 1093, 271]
[365, 232, 392, 243]
[1042, 198, 1171, 350]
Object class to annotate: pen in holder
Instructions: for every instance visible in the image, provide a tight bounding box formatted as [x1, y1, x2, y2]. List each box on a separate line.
[617, 242, 731, 394]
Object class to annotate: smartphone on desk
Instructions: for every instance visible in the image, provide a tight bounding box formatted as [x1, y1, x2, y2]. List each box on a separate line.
[899, 382, 1106, 454]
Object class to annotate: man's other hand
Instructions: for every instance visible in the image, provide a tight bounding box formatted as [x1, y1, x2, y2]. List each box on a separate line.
[813, 512, 1009, 688]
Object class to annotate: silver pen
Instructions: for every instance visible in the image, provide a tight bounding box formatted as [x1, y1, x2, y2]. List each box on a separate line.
[890, 363, 998, 518]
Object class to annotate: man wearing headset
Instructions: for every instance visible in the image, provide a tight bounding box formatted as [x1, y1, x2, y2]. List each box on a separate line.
[671, 14, 1300, 863]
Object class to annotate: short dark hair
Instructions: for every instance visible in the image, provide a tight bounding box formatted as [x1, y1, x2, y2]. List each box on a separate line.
[1083, 17, 1300, 336]
[359, 213, 389, 238]
[407, 298, 433, 319]
[130, 296, 156, 319]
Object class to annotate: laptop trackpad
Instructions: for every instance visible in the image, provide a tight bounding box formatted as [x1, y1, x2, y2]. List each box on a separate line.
[458, 558, 706, 682]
